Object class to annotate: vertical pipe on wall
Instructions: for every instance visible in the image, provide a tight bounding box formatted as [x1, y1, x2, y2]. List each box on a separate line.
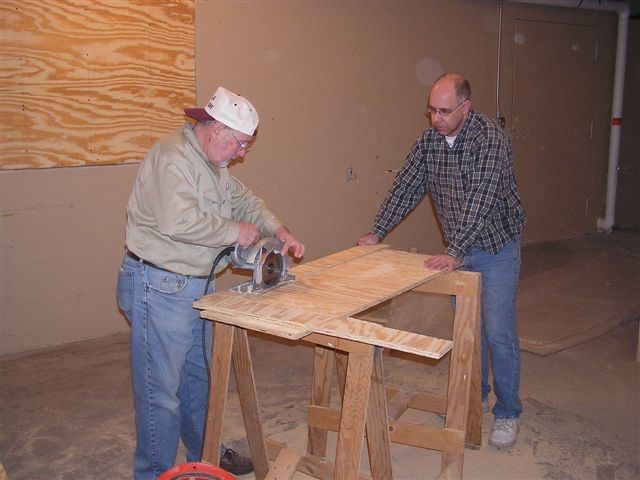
[597, 5, 629, 231]
[506, 0, 630, 231]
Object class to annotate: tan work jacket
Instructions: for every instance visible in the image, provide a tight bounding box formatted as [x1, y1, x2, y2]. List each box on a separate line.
[125, 123, 282, 277]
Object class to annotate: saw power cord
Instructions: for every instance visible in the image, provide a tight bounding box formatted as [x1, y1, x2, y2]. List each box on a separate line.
[199, 245, 234, 462]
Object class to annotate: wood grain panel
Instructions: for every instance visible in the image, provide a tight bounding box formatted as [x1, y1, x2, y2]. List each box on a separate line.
[308, 317, 451, 359]
[0, 0, 195, 169]
[290, 244, 388, 278]
[195, 247, 453, 358]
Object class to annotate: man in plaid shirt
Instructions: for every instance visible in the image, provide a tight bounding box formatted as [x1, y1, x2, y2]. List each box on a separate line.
[358, 73, 525, 449]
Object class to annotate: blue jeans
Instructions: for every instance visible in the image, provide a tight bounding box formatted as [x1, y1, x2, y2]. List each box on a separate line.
[117, 254, 224, 480]
[461, 238, 522, 419]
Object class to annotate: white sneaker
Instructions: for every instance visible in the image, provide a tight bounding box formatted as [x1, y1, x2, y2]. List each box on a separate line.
[489, 417, 519, 449]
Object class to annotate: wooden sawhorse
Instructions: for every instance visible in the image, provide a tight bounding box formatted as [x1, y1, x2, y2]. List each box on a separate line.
[194, 246, 481, 479]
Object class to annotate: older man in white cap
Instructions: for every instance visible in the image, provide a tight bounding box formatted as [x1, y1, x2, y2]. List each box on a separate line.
[117, 87, 305, 479]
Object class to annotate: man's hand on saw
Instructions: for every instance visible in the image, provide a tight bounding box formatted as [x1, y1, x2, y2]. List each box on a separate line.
[236, 222, 261, 247]
[275, 226, 305, 259]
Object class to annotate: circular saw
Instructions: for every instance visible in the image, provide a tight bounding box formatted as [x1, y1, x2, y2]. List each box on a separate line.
[229, 237, 295, 294]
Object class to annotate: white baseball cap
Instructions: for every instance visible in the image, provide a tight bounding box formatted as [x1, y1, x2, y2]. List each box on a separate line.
[184, 86, 259, 135]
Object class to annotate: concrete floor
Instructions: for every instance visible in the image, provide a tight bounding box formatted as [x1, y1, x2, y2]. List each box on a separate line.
[1, 231, 639, 480]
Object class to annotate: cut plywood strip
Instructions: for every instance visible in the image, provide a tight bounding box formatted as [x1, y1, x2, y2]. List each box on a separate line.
[306, 317, 452, 359]
[198, 275, 444, 332]
[196, 248, 448, 354]
[198, 294, 337, 326]
[199, 309, 314, 340]
[196, 288, 359, 318]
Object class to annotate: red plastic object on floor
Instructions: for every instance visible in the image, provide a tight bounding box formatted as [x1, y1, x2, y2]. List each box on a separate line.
[158, 462, 236, 480]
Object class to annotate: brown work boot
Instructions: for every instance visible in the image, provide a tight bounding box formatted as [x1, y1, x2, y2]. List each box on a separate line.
[219, 448, 254, 476]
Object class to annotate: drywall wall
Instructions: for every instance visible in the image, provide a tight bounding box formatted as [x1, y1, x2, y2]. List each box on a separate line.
[193, 1, 618, 248]
[1, 166, 137, 351]
[2, 1, 635, 355]
[193, 0, 504, 260]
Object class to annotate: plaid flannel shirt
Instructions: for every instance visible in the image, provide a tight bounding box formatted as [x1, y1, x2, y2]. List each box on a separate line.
[372, 111, 525, 259]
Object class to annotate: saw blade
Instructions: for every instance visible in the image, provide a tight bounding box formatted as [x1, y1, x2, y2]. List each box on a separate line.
[261, 251, 283, 287]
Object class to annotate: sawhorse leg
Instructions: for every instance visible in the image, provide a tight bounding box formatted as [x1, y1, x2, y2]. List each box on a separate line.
[307, 346, 334, 457]
[202, 323, 270, 479]
[365, 347, 393, 479]
[202, 322, 233, 467]
[306, 336, 393, 480]
[334, 343, 372, 479]
[415, 271, 482, 478]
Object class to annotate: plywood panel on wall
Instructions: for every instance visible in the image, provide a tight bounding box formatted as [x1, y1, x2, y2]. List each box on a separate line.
[0, 0, 195, 169]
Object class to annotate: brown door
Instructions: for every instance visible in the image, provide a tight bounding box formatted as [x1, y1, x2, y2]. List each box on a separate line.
[510, 19, 598, 242]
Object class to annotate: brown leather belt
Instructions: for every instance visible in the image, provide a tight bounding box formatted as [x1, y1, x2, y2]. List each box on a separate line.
[126, 250, 208, 279]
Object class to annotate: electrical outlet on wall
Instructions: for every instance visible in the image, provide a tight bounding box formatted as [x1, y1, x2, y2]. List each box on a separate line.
[346, 166, 357, 183]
